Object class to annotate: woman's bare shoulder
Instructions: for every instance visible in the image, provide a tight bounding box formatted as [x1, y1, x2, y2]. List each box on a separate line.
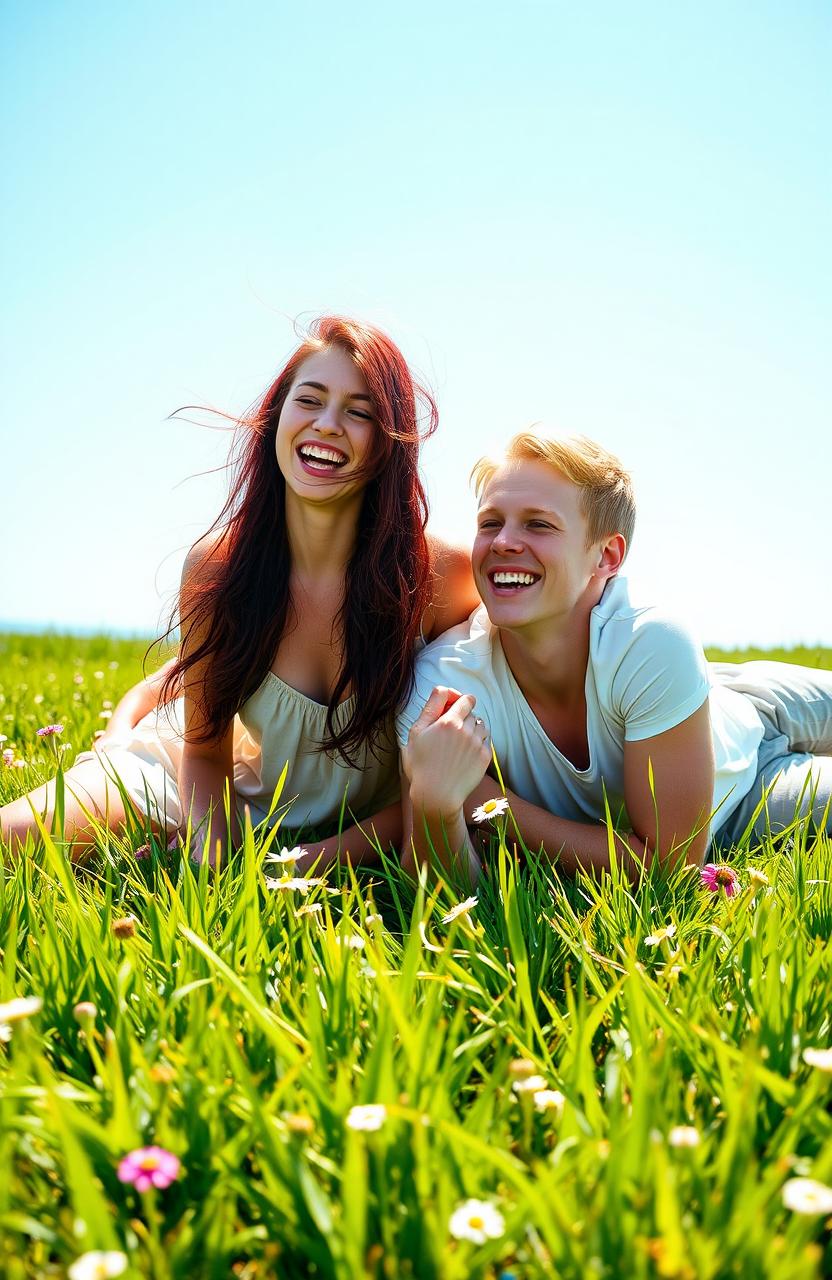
[423, 534, 480, 641]
[181, 527, 230, 588]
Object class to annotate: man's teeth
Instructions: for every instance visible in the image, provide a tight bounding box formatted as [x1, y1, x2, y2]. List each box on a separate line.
[299, 444, 347, 466]
[492, 571, 537, 587]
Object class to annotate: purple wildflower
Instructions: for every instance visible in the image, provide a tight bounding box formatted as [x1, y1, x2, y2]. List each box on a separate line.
[700, 864, 740, 897]
[117, 1145, 180, 1192]
[37, 724, 64, 737]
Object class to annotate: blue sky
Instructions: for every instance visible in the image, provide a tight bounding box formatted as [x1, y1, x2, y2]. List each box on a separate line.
[2, 1, 830, 646]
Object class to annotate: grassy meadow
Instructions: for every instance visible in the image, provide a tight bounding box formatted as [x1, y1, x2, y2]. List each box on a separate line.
[1, 632, 831, 1279]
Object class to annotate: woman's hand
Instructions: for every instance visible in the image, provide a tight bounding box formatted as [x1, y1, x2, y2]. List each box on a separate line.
[402, 686, 492, 817]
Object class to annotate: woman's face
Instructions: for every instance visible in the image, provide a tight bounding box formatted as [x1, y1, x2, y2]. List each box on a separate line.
[276, 345, 376, 505]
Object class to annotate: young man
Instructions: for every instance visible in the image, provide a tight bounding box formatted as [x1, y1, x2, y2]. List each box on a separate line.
[397, 431, 832, 882]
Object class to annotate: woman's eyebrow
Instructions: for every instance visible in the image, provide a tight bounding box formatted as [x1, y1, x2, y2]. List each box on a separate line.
[297, 380, 372, 402]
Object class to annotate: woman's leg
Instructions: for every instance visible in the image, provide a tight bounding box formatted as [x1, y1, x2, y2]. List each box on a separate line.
[0, 757, 158, 859]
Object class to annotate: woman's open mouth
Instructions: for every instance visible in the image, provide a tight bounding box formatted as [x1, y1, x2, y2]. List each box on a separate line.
[297, 443, 349, 474]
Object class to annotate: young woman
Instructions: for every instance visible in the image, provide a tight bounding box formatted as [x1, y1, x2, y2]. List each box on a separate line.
[1, 317, 478, 866]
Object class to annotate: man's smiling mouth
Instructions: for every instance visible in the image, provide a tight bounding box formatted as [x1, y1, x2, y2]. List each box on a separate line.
[488, 570, 540, 590]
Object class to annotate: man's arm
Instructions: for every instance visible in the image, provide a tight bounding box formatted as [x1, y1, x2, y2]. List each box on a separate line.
[403, 690, 714, 883]
[401, 687, 490, 884]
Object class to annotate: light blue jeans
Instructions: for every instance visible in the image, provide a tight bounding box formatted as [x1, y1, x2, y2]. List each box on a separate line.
[711, 662, 832, 846]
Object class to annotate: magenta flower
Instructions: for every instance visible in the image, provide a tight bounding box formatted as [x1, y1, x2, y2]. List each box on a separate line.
[700, 864, 740, 897]
[134, 843, 152, 861]
[117, 1145, 180, 1192]
[36, 723, 64, 737]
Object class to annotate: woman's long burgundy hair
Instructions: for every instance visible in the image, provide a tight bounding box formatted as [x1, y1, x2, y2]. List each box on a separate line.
[159, 316, 437, 764]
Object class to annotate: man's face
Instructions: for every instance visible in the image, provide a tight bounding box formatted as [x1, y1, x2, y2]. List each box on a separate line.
[472, 459, 604, 634]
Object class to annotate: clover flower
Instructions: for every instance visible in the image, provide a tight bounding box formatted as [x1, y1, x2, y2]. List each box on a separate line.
[68, 1252, 128, 1280]
[36, 723, 64, 737]
[781, 1177, 832, 1215]
[449, 1197, 505, 1244]
[442, 896, 478, 925]
[346, 1104, 387, 1132]
[117, 1145, 180, 1192]
[471, 797, 510, 824]
[700, 864, 740, 897]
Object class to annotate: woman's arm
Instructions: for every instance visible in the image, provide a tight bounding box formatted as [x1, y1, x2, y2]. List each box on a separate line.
[294, 802, 403, 874]
[177, 537, 239, 866]
[95, 658, 178, 746]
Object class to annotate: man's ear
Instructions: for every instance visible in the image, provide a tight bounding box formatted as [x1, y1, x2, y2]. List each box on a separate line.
[594, 533, 626, 580]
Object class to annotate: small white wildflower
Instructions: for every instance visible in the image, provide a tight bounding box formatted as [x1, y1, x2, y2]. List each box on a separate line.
[471, 797, 510, 824]
[668, 1125, 701, 1148]
[533, 1088, 565, 1115]
[748, 867, 770, 889]
[442, 896, 478, 925]
[448, 1197, 505, 1244]
[337, 935, 365, 950]
[512, 1074, 548, 1095]
[365, 913, 382, 926]
[295, 902, 323, 918]
[264, 845, 306, 866]
[802, 1047, 832, 1073]
[346, 1104, 387, 1132]
[265, 876, 324, 894]
[644, 923, 677, 947]
[782, 1177, 832, 1215]
[68, 1251, 128, 1280]
[0, 996, 42, 1025]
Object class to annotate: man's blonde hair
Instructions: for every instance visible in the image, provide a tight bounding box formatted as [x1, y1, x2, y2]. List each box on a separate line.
[471, 429, 636, 551]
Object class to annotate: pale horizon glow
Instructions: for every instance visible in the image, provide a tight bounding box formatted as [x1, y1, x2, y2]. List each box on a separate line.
[2, 2, 830, 648]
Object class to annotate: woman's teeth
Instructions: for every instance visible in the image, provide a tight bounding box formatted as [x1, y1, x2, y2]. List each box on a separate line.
[299, 444, 347, 469]
[491, 571, 538, 587]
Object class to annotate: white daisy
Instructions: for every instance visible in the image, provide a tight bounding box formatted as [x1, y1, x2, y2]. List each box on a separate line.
[471, 797, 510, 824]
[346, 1104, 387, 1132]
[264, 845, 306, 866]
[68, 1252, 128, 1280]
[448, 1197, 505, 1244]
[782, 1177, 832, 1215]
[441, 896, 478, 925]
[533, 1088, 565, 1115]
[668, 1125, 701, 1148]
[802, 1046, 832, 1072]
[644, 923, 676, 947]
[512, 1073, 548, 1095]
[265, 876, 324, 894]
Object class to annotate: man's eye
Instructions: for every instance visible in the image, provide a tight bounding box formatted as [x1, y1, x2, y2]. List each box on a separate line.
[478, 521, 500, 530]
[528, 520, 553, 529]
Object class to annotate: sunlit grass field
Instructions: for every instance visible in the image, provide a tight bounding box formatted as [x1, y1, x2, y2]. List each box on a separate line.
[1, 633, 831, 1279]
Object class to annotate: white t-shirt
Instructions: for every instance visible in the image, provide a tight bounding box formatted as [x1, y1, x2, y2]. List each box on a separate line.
[397, 575, 765, 836]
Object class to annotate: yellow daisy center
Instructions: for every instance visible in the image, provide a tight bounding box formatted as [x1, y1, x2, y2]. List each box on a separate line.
[468, 1214, 484, 1229]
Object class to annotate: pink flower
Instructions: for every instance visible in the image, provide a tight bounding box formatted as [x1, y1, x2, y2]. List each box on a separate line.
[700, 864, 740, 897]
[117, 1145, 180, 1192]
[134, 843, 152, 860]
[37, 723, 64, 737]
